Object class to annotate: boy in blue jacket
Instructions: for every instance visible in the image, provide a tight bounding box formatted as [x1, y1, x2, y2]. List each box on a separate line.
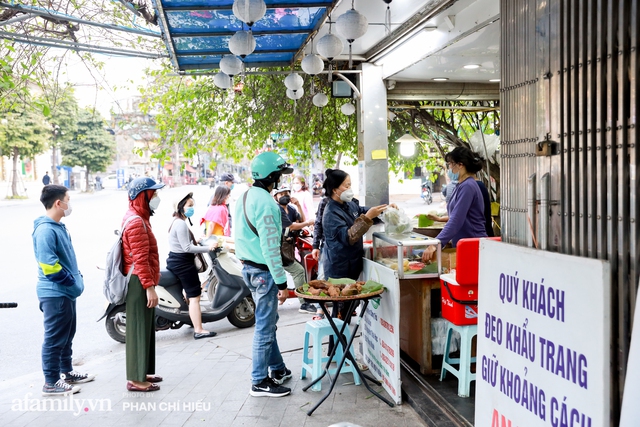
[33, 185, 95, 396]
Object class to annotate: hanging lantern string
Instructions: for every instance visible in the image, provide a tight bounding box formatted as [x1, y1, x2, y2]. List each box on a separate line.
[385, 6, 391, 35]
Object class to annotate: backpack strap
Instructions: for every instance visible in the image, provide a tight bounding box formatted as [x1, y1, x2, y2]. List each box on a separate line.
[242, 191, 259, 237]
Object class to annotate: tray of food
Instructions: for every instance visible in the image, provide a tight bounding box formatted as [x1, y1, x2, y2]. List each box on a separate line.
[294, 278, 385, 301]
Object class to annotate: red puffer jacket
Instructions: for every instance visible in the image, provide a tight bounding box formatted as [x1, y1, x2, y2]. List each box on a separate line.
[122, 189, 160, 289]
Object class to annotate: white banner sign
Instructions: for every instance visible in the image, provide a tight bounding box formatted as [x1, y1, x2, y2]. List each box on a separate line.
[475, 240, 610, 427]
[362, 258, 402, 404]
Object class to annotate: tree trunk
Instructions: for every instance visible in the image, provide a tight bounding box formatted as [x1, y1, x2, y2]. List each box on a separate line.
[11, 147, 18, 197]
[52, 145, 59, 185]
[85, 167, 91, 192]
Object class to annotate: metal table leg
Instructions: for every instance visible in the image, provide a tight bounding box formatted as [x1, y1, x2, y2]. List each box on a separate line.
[305, 299, 395, 416]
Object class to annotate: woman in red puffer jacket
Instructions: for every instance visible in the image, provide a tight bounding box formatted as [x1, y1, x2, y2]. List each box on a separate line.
[121, 177, 164, 392]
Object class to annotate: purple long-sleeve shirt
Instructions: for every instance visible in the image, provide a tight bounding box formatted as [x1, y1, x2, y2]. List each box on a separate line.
[437, 178, 488, 247]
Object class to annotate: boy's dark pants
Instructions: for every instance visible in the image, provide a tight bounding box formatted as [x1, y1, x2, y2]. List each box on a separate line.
[39, 297, 76, 384]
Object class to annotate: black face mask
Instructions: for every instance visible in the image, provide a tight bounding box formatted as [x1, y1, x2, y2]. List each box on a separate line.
[278, 196, 291, 206]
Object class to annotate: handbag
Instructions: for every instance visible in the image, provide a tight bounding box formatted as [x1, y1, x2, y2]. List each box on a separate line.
[243, 192, 296, 266]
[194, 252, 208, 273]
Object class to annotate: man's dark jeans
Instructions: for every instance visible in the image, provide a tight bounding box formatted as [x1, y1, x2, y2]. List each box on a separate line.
[39, 297, 76, 384]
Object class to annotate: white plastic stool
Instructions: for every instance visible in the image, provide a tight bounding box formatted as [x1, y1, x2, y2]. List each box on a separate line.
[440, 320, 477, 397]
[301, 318, 361, 392]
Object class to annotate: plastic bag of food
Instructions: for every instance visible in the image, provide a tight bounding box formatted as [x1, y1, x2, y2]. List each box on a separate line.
[382, 206, 413, 235]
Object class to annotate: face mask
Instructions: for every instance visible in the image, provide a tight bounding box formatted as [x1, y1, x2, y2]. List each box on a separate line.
[61, 201, 72, 217]
[278, 196, 291, 206]
[230, 184, 235, 191]
[292, 183, 302, 192]
[339, 188, 354, 203]
[149, 195, 161, 211]
[447, 170, 459, 181]
[184, 207, 195, 218]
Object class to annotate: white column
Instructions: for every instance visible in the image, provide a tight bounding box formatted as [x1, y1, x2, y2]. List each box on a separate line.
[357, 63, 389, 206]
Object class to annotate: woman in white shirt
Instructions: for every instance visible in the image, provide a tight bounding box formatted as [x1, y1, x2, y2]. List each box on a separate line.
[291, 175, 315, 223]
[166, 193, 217, 339]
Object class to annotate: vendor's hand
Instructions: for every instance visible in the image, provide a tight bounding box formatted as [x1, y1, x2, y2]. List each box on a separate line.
[427, 213, 440, 221]
[311, 249, 320, 261]
[208, 243, 217, 251]
[146, 287, 159, 308]
[421, 246, 437, 263]
[366, 204, 388, 220]
[277, 289, 288, 305]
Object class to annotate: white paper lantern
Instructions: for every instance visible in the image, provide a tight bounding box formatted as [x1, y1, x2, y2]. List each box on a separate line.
[336, 9, 368, 42]
[312, 92, 329, 107]
[213, 72, 232, 89]
[341, 102, 356, 115]
[286, 88, 304, 100]
[301, 54, 324, 75]
[284, 72, 304, 91]
[219, 55, 243, 76]
[316, 33, 343, 61]
[229, 31, 256, 58]
[232, 0, 266, 27]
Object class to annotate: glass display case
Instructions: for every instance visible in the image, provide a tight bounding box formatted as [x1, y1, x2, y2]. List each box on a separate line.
[372, 232, 442, 279]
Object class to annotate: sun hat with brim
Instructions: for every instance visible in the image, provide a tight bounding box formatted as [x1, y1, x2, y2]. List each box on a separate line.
[173, 192, 194, 214]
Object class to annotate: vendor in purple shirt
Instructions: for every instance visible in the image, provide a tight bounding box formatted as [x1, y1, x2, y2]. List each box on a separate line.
[422, 146, 487, 262]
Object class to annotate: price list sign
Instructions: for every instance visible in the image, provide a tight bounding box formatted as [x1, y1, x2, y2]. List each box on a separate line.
[475, 240, 610, 427]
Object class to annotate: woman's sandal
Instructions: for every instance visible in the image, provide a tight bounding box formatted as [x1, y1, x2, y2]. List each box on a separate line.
[127, 382, 160, 392]
[146, 374, 163, 383]
[312, 313, 325, 321]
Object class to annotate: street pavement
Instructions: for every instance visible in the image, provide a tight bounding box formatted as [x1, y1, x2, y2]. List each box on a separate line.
[0, 180, 439, 426]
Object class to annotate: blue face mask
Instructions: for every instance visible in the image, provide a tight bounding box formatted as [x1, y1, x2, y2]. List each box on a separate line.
[184, 207, 195, 218]
[447, 170, 459, 181]
[230, 184, 235, 191]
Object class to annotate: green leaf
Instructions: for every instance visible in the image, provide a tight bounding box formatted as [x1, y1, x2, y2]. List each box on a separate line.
[327, 278, 356, 285]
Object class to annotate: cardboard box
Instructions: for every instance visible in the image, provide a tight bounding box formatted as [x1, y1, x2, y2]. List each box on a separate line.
[441, 248, 457, 274]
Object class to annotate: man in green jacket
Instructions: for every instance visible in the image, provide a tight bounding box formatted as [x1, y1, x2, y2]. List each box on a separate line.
[235, 151, 294, 397]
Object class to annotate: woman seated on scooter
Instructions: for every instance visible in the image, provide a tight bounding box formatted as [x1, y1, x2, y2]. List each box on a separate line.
[167, 192, 218, 340]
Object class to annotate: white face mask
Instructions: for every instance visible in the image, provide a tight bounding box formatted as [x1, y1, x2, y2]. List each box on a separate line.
[61, 201, 72, 217]
[292, 183, 302, 192]
[149, 195, 161, 211]
[339, 188, 354, 202]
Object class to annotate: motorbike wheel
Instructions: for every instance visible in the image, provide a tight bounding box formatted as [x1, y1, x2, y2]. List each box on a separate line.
[206, 273, 219, 302]
[105, 305, 127, 343]
[227, 295, 256, 328]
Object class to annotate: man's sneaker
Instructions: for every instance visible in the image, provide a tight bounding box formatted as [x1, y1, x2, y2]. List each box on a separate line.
[270, 367, 292, 385]
[61, 371, 96, 384]
[249, 378, 291, 397]
[42, 379, 81, 396]
[299, 303, 317, 314]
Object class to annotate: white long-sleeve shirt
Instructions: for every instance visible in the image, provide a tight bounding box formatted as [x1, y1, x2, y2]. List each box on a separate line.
[168, 219, 210, 254]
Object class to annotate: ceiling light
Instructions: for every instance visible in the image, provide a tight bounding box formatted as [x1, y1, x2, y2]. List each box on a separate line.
[432, 78, 448, 81]
[464, 64, 481, 69]
[489, 78, 500, 82]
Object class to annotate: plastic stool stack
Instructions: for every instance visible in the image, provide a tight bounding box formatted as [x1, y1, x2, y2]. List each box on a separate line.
[301, 318, 361, 392]
[440, 320, 477, 397]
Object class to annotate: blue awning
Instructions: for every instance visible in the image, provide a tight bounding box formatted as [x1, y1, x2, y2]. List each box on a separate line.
[153, 0, 340, 72]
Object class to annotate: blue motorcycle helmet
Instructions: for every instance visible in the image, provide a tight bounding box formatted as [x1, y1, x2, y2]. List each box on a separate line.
[128, 177, 165, 200]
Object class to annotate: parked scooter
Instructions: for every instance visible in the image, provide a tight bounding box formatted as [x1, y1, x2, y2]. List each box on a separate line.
[100, 245, 255, 343]
[421, 181, 433, 205]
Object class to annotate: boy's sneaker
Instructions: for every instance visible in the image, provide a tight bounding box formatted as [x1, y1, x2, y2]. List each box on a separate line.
[299, 303, 317, 314]
[270, 367, 292, 385]
[61, 371, 96, 384]
[250, 378, 291, 397]
[42, 379, 81, 396]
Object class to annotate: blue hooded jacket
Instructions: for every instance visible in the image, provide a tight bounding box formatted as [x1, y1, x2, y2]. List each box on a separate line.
[32, 216, 84, 300]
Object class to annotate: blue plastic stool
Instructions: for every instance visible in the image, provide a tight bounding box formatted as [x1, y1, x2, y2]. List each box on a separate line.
[301, 318, 361, 392]
[440, 320, 477, 397]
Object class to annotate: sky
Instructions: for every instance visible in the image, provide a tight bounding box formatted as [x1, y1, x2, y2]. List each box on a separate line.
[54, 49, 160, 119]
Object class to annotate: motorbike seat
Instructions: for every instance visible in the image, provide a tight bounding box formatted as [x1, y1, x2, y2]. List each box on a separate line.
[157, 269, 179, 287]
